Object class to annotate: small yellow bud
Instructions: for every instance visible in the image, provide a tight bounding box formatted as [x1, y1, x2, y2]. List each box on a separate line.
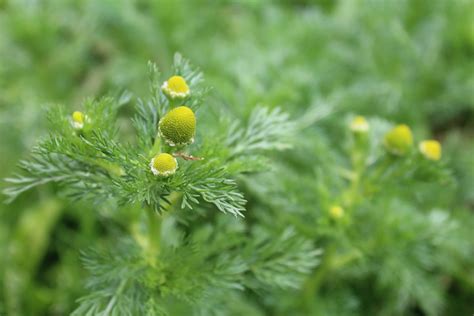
[350, 116, 369, 133]
[329, 205, 344, 220]
[161, 75, 190, 100]
[384, 124, 413, 156]
[72, 111, 85, 129]
[150, 153, 178, 177]
[419, 140, 442, 161]
[159, 106, 196, 147]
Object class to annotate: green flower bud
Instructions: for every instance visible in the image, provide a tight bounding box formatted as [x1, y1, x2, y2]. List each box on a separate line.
[329, 205, 344, 220]
[350, 116, 369, 133]
[72, 111, 85, 129]
[419, 140, 442, 161]
[161, 75, 190, 101]
[384, 124, 413, 156]
[159, 106, 196, 147]
[150, 153, 178, 177]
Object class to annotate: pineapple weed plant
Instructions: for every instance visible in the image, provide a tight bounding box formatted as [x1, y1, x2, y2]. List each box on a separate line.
[5, 55, 320, 315]
[1, 1, 474, 315]
[4, 54, 471, 316]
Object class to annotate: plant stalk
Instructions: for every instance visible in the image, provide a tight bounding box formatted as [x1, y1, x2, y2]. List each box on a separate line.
[150, 132, 162, 157]
[144, 192, 182, 266]
[145, 205, 161, 266]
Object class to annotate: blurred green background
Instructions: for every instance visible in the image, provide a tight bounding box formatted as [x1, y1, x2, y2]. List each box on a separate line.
[0, 0, 473, 315]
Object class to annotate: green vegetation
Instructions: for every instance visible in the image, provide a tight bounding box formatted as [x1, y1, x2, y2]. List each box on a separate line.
[1, 1, 473, 315]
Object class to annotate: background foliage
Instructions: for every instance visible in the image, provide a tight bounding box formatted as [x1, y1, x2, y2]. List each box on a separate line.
[0, 0, 473, 315]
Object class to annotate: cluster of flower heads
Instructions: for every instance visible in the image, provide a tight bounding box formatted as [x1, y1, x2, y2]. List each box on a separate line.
[349, 115, 442, 161]
[71, 75, 197, 178]
[328, 115, 443, 221]
[151, 75, 196, 177]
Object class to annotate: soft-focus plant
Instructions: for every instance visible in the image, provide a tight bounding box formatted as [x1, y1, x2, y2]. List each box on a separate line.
[242, 113, 473, 316]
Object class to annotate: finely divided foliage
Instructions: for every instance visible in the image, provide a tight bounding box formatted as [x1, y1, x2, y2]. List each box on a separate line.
[226, 107, 295, 156]
[4, 55, 322, 314]
[2, 2, 474, 315]
[5, 56, 252, 216]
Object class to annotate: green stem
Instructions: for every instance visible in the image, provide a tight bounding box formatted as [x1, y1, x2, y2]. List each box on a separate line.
[303, 245, 335, 309]
[304, 141, 368, 307]
[370, 155, 393, 183]
[303, 246, 363, 310]
[331, 249, 363, 270]
[143, 193, 182, 266]
[94, 159, 125, 177]
[362, 155, 395, 197]
[145, 205, 161, 266]
[150, 132, 162, 157]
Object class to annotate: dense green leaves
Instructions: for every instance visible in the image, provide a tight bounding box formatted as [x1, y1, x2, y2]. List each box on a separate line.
[1, 1, 473, 315]
[5, 57, 267, 216]
[4, 55, 322, 314]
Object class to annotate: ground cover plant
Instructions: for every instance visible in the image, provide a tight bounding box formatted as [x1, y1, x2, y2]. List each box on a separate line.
[1, 1, 473, 315]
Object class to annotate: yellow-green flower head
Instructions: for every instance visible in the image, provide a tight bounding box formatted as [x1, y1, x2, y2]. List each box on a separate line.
[161, 75, 190, 100]
[329, 205, 344, 220]
[72, 111, 85, 129]
[150, 153, 178, 177]
[159, 106, 196, 147]
[419, 140, 442, 161]
[384, 124, 413, 156]
[350, 115, 369, 133]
